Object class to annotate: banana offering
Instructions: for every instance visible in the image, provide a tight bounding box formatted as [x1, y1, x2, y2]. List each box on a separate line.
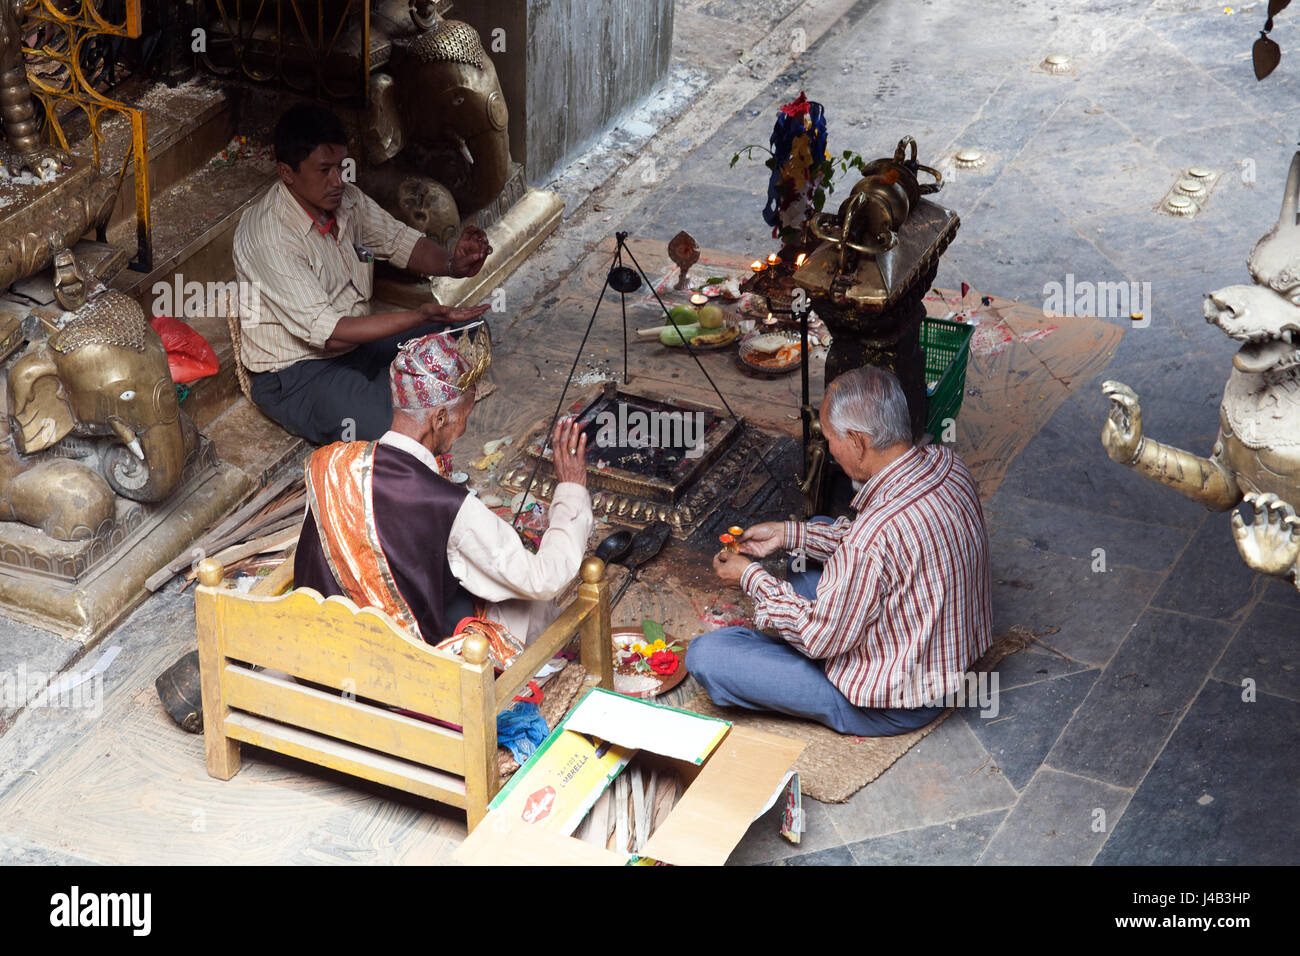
[659, 324, 739, 348]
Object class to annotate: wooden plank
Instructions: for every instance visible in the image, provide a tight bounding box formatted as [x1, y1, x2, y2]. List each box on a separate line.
[493, 600, 589, 708]
[614, 772, 629, 854]
[579, 572, 613, 691]
[215, 587, 466, 725]
[208, 526, 299, 566]
[459, 646, 499, 831]
[223, 712, 466, 808]
[223, 666, 466, 775]
[147, 471, 301, 589]
[195, 581, 240, 779]
[631, 763, 649, 851]
[250, 548, 296, 596]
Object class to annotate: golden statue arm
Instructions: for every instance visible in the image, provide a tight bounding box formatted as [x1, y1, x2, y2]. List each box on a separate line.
[1129, 435, 1241, 511]
[1101, 380, 1241, 512]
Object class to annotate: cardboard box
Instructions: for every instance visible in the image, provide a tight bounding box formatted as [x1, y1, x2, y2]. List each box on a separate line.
[455, 688, 805, 865]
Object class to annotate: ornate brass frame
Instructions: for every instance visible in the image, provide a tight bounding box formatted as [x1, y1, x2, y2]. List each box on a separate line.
[497, 383, 768, 538]
[196, 0, 373, 102]
[21, 0, 151, 270]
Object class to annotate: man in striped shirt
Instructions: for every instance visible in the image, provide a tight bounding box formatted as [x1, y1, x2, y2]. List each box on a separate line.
[233, 104, 492, 445]
[686, 365, 992, 735]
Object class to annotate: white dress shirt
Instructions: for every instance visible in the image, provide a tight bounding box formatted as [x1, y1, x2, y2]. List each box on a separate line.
[377, 431, 594, 642]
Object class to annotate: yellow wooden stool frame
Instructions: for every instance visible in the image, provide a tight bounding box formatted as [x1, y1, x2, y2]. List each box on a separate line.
[195, 554, 613, 831]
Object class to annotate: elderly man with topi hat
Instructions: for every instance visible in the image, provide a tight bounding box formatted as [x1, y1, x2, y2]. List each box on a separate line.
[293, 328, 593, 647]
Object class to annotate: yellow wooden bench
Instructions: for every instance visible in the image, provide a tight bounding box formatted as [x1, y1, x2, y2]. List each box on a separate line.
[194, 554, 613, 831]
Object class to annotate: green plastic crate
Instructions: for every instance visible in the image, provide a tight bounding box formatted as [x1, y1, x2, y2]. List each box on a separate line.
[921, 317, 975, 439]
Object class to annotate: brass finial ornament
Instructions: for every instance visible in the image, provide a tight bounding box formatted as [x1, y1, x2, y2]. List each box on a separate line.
[1102, 149, 1300, 591]
[52, 246, 87, 312]
[454, 320, 493, 391]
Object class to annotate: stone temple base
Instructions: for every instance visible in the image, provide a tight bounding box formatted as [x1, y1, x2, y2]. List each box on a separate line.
[0, 438, 250, 645]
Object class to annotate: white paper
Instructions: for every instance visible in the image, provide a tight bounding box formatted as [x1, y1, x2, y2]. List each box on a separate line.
[564, 689, 729, 764]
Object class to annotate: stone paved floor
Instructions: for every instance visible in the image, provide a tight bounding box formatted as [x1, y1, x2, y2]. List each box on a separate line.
[2, 0, 1297, 865]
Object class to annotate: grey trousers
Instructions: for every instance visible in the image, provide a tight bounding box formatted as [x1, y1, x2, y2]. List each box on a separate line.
[249, 322, 447, 446]
[685, 566, 945, 737]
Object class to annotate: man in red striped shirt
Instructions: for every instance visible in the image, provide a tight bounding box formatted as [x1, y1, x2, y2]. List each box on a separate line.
[686, 365, 992, 735]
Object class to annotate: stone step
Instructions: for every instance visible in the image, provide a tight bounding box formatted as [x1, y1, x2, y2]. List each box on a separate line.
[57, 77, 235, 251]
[106, 134, 278, 430]
[201, 396, 307, 489]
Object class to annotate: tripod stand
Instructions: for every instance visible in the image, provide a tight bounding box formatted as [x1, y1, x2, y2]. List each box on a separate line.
[511, 231, 779, 528]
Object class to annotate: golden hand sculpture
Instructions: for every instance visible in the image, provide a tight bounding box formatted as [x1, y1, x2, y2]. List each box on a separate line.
[1102, 152, 1300, 590]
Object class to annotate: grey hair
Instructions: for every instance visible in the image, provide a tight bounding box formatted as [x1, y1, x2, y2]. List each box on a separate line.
[823, 366, 913, 449]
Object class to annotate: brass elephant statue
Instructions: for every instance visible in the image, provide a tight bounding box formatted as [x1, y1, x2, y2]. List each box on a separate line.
[4, 288, 196, 531]
[1102, 152, 1300, 590]
[363, 10, 511, 244]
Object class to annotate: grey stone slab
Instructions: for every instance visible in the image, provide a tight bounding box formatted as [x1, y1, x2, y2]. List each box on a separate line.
[728, 787, 847, 865]
[1046, 608, 1234, 787]
[1213, 601, 1300, 703]
[1262, 577, 1300, 611]
[764, 845, 856, 866]
[996, 393, 1217, 530]
[1093, 21, 1207, 80]
[1143, 12, 1259, 76]
[1147, 127, 1290, 229]
[1013, 139, 1167, 222]
[1095, 680, 1300, 865]
[984, 491, 1192, 573]
[960, 165, 1075, 245]
[1077, 207, 1258, 297]
[1203, 59, 1300, 134]
[0, 585, 196, 798]
[962, 669, 1100, 791]
[1101, 316, 1238, 392]
[0, 619, 83, 732]
[1033, 95, 1141, 154]
[0, 831, 101, 865]
[988, 535, 1163, 667]
[977, 768, 1131, 865]
[957, 230, 1128, 307]
[636, 181, 777, 252]
[946, 83, 1064, 178]
[845, 809, 1007, 866]
[1149, 515, 1267, 621]
[1085, 66, 1257, 144]
[993, 643, 1094, 691]
[823, 714, 1018, 845]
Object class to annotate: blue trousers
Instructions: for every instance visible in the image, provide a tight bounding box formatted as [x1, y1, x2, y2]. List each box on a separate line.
[686, 565, 945, 737]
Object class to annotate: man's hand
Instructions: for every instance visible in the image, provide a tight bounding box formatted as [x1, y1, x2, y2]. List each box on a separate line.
[416, 301, 491, 326]
[737, 521, 786, 558]
[713, 549, 753, 586]
[449, 226, 491, 279]
[551, 417, 588, 487]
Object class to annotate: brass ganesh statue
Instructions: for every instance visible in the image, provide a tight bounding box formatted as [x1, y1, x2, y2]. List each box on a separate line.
[1102, 153, 1300, 591]
[363, 8, 511, 244]
[1, 252, 196, 541]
